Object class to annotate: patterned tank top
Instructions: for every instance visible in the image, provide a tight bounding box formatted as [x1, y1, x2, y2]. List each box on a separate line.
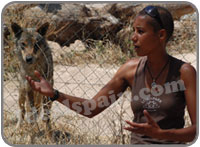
[131, 55, 186, 144]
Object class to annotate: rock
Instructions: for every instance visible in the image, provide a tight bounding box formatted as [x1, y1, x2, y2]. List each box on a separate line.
[23, 3, 122, 47]
[68, 40, 86, 52]
[108, 3, 139, 24]
[164, 4, 195, 20]
[48, 41, 63, 63]
[180, 12, 197, 21]
[47, 3, 122, 46]
[4, 3, 196, 52]
[115, 26, 134, 53]
[48, 40, 86, 63]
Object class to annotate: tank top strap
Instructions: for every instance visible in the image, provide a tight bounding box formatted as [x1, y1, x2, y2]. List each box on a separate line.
[166, 55, 185, 82]
[133, 56, 147, 89]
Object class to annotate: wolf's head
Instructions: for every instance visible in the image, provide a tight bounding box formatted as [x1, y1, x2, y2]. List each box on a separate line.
[11, 22, 49, 64]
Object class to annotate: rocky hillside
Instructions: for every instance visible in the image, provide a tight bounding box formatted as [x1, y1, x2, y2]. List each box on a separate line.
[3, 2, 197, 74]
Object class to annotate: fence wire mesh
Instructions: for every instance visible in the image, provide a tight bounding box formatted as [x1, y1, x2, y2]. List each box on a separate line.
[2, 2, 197, 145]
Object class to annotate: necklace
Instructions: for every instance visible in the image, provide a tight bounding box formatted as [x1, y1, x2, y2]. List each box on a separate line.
[146, 57, 170, 88]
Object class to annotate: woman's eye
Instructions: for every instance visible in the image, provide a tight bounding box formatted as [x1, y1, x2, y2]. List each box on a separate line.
[138, 30, 144, 34]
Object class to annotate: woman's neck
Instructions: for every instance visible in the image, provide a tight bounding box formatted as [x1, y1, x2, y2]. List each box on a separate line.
[146, 51, 169, 73]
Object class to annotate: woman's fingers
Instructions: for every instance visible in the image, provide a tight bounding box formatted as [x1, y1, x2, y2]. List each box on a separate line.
[143, 110, 156, 125]
[124, 126, 144, 134]
[124, 112, 160, 136]
[26, 71, 44, 91]
[125, 111, 156, 128]
[123, 127, 132, 131]
[26, 75, 40, 91]
[26, 71, 43, 82]
[25, 75, 31, 82]
[26, 76, 34, 87]
[125, 120, 145, 128]
[124, 127, 136, 131]
[34, 70, 43, 80]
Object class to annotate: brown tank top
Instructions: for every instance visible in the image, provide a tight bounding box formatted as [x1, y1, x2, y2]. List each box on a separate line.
[131, 55, 186, 144]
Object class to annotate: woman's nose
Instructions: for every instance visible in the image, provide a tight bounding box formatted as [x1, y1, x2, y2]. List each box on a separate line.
[131, 33, 138, 43]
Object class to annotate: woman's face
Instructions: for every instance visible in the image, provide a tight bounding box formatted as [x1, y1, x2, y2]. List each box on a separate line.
[132, 15, 161, 56]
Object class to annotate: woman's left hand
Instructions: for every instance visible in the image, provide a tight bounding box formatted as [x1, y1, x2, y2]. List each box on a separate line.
[124, 110, 162, 139]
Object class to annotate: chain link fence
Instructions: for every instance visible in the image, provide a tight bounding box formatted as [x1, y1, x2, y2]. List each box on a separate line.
[2, 2, 197, 145]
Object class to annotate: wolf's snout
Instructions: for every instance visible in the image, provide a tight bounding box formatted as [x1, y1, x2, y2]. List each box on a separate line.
[26, 55, 33, 64]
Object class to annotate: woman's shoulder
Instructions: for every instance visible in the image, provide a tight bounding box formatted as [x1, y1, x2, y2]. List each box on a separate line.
[180, 63, 196, 78]
[170, 55, 196, 79]
[113, 57, 142, 86]
[122, 57, 142, 70]
[116, 57, 142, 78]
[170, 55, 196, 72]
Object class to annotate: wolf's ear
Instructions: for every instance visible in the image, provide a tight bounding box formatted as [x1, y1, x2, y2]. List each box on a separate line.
[37, 22, 49, 36]
[11, 23, 22, 38]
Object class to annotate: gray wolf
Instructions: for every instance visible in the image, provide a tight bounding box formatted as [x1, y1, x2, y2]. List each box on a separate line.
[11, 22, 53, 141]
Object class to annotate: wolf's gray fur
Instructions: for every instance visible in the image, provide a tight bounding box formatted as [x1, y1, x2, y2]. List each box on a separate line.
[11, 22, 53, 141]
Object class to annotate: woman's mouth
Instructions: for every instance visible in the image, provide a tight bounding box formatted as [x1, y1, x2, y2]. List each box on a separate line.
[134, 45, 140, 50]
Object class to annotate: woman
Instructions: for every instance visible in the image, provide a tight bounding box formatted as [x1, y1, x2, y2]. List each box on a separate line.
[26, 5, 196, 144]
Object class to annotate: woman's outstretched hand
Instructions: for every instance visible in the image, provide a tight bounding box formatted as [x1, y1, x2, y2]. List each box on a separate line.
[26, 70, 54, 97]
[124, 110, 162, 139]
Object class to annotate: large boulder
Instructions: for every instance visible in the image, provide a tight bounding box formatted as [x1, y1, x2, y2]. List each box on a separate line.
[21, 3, 122, 46]
[160, 3, 195, 20]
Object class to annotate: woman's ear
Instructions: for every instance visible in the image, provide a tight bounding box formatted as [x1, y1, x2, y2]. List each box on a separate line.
[159, 29, 167, 42]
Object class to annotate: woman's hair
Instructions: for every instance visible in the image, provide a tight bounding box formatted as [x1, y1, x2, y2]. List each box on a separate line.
[138, 6, 174, 42]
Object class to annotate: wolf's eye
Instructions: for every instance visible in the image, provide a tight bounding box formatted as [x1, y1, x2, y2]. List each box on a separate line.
[21, 42, 26, 50]
[34, 44, 39, 54]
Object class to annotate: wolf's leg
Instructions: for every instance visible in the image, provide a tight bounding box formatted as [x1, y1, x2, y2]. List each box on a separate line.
[16, 88, 26, 129]
[42, 96, 53, 137]
[34, 92, 42, 119]
[26, 91, 35, 123]
[26, 91, 41, 143]
[26, 91, 40, 131]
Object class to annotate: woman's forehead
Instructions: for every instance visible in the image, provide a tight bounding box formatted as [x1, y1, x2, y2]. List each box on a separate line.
[133, 15, 152, 28]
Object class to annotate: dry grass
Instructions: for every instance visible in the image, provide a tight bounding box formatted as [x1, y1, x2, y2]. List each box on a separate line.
[3, 108, 191, 145]
[56, 39, 134, 66]
[3, 106, 132, 145]
[167, 19, 197, 54]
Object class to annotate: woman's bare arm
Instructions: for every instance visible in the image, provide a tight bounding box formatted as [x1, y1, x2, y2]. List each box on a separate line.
[158, 63, 197, 142]
[26, 59, 138, 118]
